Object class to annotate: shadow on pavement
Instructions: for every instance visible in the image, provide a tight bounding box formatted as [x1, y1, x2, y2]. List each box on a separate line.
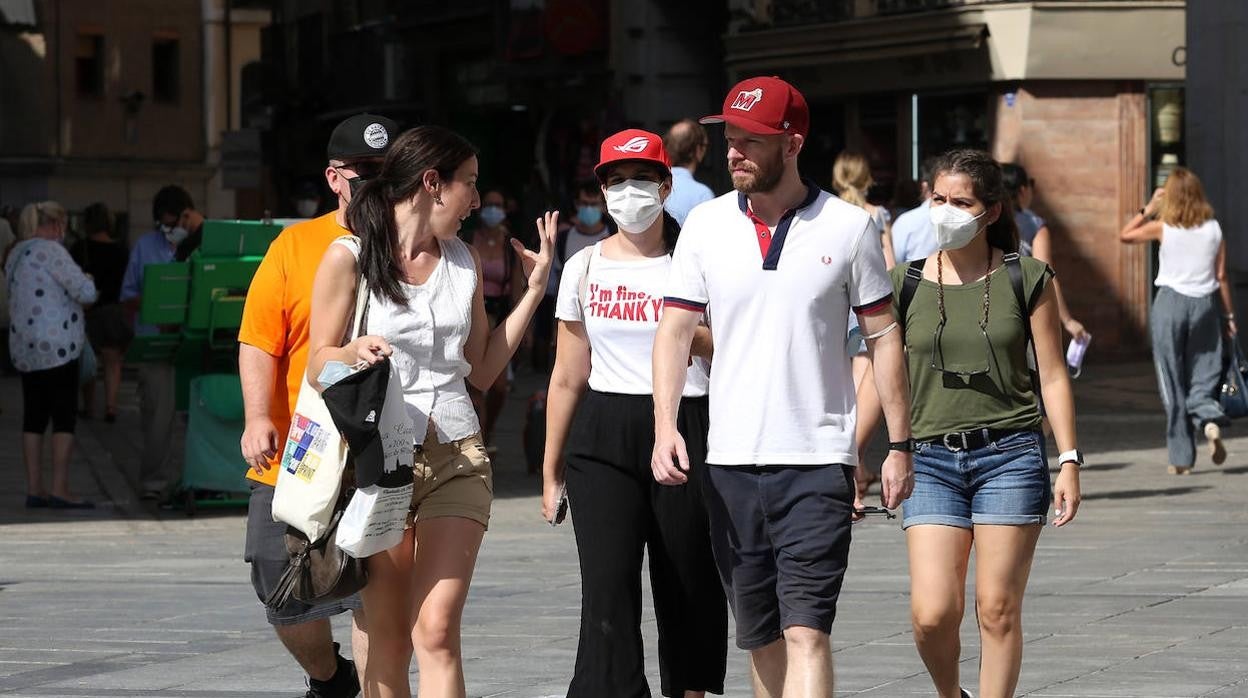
[1082, 485, 1212, 501]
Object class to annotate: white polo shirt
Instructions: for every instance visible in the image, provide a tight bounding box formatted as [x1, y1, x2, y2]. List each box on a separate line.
[665, 182, 892, 466]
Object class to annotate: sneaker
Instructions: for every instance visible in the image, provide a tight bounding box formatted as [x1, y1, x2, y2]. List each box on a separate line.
[1205, 422, 1227, 465]
[305, 643, 360, 698]
[1167, 465, 1193, 475]
[960, 689, 974, 698]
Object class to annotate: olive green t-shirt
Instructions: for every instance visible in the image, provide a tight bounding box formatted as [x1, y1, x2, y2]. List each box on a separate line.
[891, 256, 1054, 440]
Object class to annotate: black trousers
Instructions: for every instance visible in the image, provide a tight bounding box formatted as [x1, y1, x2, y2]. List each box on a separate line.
[21, 360, 78, 434]
[565, 390, 727, 698]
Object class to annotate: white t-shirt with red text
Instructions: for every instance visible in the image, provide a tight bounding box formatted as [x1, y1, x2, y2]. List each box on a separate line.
[556, 243, 709, 397]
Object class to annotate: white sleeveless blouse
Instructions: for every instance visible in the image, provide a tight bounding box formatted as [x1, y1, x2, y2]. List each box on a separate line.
[334, 236, 481, 443]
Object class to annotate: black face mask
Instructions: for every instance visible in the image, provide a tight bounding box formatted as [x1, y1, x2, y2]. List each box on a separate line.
[347, 176, 371, 198]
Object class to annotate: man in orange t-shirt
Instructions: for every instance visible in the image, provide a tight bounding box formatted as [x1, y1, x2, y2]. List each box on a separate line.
[238, 113, 397, 698]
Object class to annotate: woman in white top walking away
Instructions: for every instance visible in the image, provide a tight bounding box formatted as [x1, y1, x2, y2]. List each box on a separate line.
[306, 126, 556, 698]
[542, 130, 726, 697]
[1120, 167, 1233, 474]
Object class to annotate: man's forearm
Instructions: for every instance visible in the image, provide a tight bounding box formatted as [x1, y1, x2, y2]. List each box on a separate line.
[238, 343, 278, 422]
[869, 332, 912, 441]
[653, 321, 694, 430]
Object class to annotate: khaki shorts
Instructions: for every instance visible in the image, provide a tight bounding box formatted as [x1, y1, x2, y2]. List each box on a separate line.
[407, 429, 493, 529]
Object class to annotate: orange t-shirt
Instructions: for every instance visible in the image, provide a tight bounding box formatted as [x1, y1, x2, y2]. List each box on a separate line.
[238, 213, 347, 485]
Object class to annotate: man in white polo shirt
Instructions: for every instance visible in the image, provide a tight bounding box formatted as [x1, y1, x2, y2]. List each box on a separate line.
[651, 76, 914, 698]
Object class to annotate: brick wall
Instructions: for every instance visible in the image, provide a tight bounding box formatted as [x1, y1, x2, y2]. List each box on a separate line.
[993, 81, 1151, 358]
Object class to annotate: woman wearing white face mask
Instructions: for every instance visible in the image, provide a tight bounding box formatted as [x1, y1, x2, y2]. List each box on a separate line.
[542, 129, 726, 698]
[891, 150, 1082, 698]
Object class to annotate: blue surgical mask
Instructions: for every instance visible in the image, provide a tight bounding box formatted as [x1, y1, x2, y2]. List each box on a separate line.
[479, 205, 507, 228]
[577, 205, 603, 227]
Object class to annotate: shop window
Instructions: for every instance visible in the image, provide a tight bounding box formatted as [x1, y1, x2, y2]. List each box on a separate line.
[75, 32, 104, 98]
[917, 92, 988, 164]
[152, 35, 180, 103]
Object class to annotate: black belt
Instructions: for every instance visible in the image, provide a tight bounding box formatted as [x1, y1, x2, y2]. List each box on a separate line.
[918, 427, 1033, 452]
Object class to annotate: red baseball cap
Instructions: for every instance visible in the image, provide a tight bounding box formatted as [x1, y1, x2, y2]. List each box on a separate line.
[593, 129, 672, 181]
[701, 76, 809, 137]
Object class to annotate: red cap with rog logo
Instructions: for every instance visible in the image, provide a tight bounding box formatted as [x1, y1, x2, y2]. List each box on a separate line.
[700, 76, 809, 137]
[594, 129, 672, 181]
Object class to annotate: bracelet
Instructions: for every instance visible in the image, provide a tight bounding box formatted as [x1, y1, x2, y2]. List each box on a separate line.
[1226, 313, 1236, 320]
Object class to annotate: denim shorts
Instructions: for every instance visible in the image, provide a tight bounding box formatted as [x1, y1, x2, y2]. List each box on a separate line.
[902, 430, 1051, 529]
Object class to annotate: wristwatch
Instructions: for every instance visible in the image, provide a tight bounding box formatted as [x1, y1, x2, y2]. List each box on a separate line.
[1057, 449, 1084, 468]
[888, 438, 915, 453]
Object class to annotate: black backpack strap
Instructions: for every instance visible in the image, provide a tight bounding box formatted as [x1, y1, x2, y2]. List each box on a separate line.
[897, 258, 927, 335]
[1002, 252, 1033, 347]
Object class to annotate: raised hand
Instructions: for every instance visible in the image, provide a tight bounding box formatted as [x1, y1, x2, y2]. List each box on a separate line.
[512, 210, 559, 295]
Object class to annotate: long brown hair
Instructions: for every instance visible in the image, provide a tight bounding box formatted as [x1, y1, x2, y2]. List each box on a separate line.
[930, 149, 1019, 253]
[346, 126, 478, 305]
[1159, 166, 1215, 228]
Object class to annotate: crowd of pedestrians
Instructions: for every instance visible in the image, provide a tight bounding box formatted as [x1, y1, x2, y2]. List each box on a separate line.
[4, 72, 1237, 698]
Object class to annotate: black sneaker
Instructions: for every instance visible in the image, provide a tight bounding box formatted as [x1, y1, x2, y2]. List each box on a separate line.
[960, 689, 974, 698]
[305, 643, 360, 698]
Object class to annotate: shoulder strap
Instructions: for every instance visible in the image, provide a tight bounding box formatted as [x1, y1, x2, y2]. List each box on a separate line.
[336, 235, 368, 341]
[897, 258, 927, 335]
[1002, 252, 1033, 348]
[576, 243, 596, 317]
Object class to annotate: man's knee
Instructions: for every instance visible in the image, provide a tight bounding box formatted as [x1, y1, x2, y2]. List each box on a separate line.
[783, 625, 830, 655]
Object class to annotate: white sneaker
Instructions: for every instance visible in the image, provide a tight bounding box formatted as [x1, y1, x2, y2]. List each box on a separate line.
[1205, 422, 1227, 465]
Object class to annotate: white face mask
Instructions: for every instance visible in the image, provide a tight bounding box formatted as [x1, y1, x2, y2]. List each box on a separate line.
[160, 223, 189, 246]
[929, 203, 987, 250]
[605, 179, 663, 234]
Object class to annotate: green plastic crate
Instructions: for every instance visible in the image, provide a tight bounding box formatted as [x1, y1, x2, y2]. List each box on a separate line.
[186, 257, 262, 331]
[138, 261, 191, 326]
[199, 219, 281, 258]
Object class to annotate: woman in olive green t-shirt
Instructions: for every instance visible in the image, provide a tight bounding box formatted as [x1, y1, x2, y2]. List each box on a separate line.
[895, 150, 1082, 698]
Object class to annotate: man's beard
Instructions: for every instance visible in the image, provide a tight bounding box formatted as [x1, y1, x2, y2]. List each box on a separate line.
[731, 148, 785, 194]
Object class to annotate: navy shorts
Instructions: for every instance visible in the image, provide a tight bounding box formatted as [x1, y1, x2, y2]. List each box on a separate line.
[902, 430, 1051, 529]
[702, 464, 855, 650]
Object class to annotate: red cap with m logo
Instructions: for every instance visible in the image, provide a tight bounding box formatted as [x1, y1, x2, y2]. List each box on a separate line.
[701, 76, 809, 137]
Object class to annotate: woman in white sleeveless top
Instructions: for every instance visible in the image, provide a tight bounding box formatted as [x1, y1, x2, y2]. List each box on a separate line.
[306, 126, 555, 698]
[1121, 167, 1234, 474]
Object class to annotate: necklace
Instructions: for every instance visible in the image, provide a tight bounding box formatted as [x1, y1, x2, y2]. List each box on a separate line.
[935, 245, 993, 330]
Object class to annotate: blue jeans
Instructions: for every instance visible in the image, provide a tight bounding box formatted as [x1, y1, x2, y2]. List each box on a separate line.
[902, 430, 1051, 529]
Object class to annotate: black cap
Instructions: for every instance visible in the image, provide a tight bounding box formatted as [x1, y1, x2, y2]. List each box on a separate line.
[327, 113, 400, 162]
[322, 359, 413, 489]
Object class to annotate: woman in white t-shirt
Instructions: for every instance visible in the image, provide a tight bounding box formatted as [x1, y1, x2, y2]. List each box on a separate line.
[542, 129, 726, 697]
[1120, 167, 1233, 474]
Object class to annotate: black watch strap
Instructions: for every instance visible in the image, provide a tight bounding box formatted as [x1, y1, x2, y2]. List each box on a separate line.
[888, 438, 915, 453]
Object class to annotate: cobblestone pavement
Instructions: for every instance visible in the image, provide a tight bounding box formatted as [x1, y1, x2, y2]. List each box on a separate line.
[1, 361, 1246, 697]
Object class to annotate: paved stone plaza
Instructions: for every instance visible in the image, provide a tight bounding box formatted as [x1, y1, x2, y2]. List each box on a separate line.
[2, 362, 1246, 697]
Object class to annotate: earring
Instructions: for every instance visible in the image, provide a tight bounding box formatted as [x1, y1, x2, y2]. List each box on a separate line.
[433, 192, 443, 206]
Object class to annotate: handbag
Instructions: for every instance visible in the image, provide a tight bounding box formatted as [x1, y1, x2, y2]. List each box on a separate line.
[1220, 336, 1248, 419]
[265, 489, 367, 608]
[271, 238, 370, 541]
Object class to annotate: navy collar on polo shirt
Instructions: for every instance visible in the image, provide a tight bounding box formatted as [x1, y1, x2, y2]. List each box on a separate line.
[738, 178, 820, 270]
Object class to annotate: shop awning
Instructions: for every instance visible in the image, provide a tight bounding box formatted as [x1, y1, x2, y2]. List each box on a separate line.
[725, 17, 988, 72]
